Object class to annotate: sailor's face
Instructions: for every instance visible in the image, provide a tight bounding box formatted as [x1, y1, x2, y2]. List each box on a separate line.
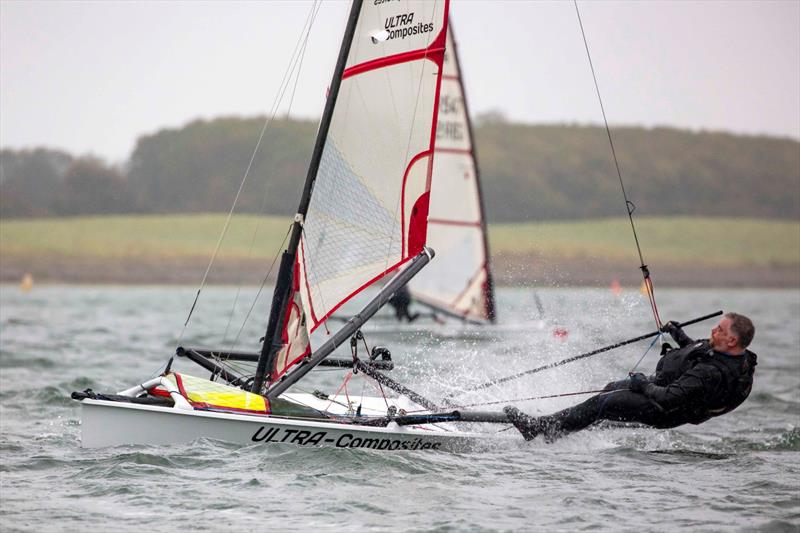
[710, 317, 738, 351]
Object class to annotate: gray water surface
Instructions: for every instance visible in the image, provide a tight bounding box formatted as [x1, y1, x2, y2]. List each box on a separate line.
[1, 286, 798, 531]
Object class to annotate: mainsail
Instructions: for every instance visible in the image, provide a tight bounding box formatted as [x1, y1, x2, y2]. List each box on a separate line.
[261, 0, 451, 386]
[407, 22, 496, 324]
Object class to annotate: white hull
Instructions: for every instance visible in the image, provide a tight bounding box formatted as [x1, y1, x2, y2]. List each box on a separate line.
[79, 396, 503, 452]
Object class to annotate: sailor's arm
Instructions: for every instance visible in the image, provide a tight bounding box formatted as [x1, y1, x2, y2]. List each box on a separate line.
[661, 320, 695, 348]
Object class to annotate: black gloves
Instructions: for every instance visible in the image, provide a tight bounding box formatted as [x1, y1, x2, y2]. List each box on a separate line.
[660, 319, 694, 347]
[603, 379, 629, 392]
[628, 372, 649, 393]
[660, 320, 681, 335]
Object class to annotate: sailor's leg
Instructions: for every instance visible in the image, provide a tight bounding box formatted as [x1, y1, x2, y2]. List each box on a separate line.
[506, 390, 666, 441]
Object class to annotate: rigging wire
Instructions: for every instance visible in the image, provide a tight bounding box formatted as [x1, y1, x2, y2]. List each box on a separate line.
[628, 332, 663, 374]
[573, 0, 662, 330]
[220, 2, 324, 351]
[425, 329, 665, 412]
[285, 1, 322, 117]
[449, 389, 607, 410]
[178, 0, 323, 344]
[354, 333, 391, 409]
[222, 2, 319, 344]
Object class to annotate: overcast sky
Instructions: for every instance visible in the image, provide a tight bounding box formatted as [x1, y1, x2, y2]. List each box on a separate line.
[2, 0, 798, 163]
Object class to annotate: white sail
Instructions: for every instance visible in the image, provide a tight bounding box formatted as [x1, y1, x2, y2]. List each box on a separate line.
[273, 0, 451, 379]
[408, 22, 495, 323]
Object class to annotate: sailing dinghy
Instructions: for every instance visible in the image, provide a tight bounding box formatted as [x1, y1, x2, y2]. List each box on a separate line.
[72, 0, 514, 452]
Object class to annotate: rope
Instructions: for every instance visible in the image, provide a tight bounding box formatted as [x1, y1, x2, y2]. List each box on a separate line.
[177, 0, 324, 341]
[425, 333, 666, 412]
[403, 388, 607, 414]
[221, 2, 322, 349]
[573, 1, 662, 330]
[628, 332, 662, 374]
[326, 371, 354, 413]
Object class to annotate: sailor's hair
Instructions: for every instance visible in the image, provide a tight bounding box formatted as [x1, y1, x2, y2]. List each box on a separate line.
[725, 312, 755, 348]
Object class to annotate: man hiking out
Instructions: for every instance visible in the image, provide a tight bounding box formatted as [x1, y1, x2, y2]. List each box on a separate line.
[505, 312, 757, 441]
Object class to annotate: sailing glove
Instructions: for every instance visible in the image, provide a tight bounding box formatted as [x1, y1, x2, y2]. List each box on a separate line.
[660, 320, 681, 335]
[628, 372, 649, 393]
[603, 379, 629, 391]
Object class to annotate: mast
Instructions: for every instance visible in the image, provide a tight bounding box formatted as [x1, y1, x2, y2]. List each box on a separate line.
[251, 0, 363, 394]
[449, 24, 496, 323]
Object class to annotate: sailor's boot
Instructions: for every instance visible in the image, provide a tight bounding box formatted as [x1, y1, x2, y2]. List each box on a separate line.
[503, 406, 543, 441]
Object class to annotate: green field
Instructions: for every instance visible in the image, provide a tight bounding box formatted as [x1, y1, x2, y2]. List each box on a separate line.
[2, 214, 798, 268]
[491, 217, 800, 267]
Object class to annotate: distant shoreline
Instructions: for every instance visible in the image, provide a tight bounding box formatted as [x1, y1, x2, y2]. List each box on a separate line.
[2, 252, 797, 288]
[2, 215, 798, 288]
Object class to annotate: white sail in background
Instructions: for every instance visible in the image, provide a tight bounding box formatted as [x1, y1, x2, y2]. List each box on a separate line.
[272, 0, 450, 380]
[409, 22, 496, 324]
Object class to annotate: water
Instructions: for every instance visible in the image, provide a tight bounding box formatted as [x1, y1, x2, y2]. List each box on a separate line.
[1, 285, 798, 531]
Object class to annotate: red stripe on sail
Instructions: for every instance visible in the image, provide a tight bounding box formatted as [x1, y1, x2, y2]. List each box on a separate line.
[411, 18, 449, 257]
[400, 150, 434, 258]
[343, 46, 446, 80]
[308, 255, 415, 333]
[426, 21, 448, 172]
[407, 192, 430, 257]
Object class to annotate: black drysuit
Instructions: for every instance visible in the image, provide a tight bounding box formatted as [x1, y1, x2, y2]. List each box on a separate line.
[506, 328, 757, 440]
[388, 286, 419, 323]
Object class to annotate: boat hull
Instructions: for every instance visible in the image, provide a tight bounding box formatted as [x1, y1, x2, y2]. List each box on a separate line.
[79, 399, 491, 452]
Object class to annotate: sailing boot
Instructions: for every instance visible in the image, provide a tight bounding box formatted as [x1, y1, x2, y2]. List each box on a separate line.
[503, 406, 543, 441]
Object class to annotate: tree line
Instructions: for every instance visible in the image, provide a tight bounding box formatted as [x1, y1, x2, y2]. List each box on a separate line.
[2, 115, 798, 221]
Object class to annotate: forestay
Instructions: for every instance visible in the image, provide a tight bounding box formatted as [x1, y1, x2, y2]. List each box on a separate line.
[271, 0, 450, 380]
[408, 22, 495, 323]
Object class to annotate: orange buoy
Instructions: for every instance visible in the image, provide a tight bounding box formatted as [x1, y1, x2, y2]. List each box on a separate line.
[610, 279, 622, 295]
[20, 273, 34, 292]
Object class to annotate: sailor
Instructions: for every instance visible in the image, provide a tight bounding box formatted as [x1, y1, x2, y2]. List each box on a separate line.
[388, 286, 420, 323]
[505, 312, 757, 441]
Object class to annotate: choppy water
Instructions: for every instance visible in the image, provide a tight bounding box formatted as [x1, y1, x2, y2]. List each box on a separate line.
[1, 285, 798, 531]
